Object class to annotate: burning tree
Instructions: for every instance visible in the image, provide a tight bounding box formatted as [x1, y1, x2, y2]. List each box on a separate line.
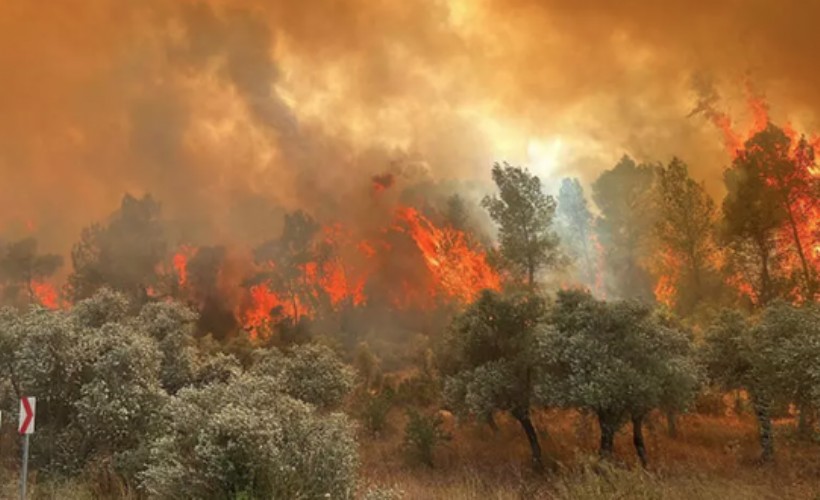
[654, 158, 720, 314]
[166, 245, 241, 340]
[248, 210, 323, 334]
[0, 237, 63, 308]
[722, 124, 819, 306]
[482, 162, 561, 288]
[69, 194, 167, 304]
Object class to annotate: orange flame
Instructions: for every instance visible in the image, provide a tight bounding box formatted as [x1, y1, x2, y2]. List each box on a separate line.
[31, 281, 59, 309]
[394, 206, 500, 303]
[172, 245, 197, 287]
[653, 249, 682, 308]
[706, 97, 819, 304]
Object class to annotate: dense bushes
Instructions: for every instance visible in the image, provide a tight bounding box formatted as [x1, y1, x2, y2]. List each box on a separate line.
[0, 289, 359, 497]
[140, 374, 357, 499]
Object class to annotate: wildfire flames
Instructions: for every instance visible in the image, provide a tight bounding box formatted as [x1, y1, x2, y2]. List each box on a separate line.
[31, 281, 59, 310]
[237, 204, 500, 338]
[657, 95, 820, 308]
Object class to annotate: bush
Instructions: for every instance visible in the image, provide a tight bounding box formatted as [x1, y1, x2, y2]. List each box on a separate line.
[0, 289, 360, 494]
[252, 343, 355, 409]
[140, 374, 358, 499]
[402, 409, 451, 467]
[359, 389, 394, 436]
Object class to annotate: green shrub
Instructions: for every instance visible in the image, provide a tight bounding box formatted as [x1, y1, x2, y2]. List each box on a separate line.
[140, 374, 358, 499]
[402, 409, 451, 467]
[360, 389, 394, 436]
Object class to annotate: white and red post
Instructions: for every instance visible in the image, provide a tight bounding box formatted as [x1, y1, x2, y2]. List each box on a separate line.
[18, 397, 35, 500]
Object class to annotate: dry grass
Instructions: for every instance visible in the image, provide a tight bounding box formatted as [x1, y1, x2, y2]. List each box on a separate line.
[359, 409, 820, 499]
[3, 409, 819, 498]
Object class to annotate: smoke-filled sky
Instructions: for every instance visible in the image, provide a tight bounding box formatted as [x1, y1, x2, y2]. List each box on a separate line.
[2, 0, 818, 254]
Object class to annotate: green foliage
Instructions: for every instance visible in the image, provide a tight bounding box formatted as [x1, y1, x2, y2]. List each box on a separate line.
[439, 290, 547, 417]
[0, 288, 359, 492]
[359, 389, 394, 436]
[135, 301, 199, 394]
[481, 162, 561, 287]
[140, 373, 358, 499]
[0, 290, 168, 476]
[438, 289, 550, 468]
[542, 289, 701, 455]
[252, 343, 355, 409]
[194, 351, 242, 386]
[402, 409, 451, 467]
[703, 302, 820, 459]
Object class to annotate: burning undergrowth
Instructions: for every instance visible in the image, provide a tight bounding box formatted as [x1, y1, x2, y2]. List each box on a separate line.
[77, 176, 500, 344]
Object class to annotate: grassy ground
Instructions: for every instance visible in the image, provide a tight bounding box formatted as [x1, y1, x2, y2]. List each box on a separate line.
[359, 409, 820, 499]
[3, 409, 819, 499]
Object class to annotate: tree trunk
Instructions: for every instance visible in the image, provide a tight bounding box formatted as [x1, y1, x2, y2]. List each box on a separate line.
[513, 409, 544, 472]
[752, 397, 775, 462]
[666, 409, 678, 438]
[632, 415, 648, 467]
[598, 414, 616, 459]
[782, 196, 815, 299]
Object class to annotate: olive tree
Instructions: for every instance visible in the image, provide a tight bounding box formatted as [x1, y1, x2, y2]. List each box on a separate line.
[757, 302, 820, 437]
[704, 310, 776, 460]
[438, 290, 553, 470]
[542, 290, 700, 466]
[704, 303, 820, 460]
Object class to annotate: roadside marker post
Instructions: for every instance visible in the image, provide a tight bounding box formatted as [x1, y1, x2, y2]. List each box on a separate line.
[18, 397, 35, 500]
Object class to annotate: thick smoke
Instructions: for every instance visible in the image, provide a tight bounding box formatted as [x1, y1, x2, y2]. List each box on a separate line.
[1, 0, 818, 255]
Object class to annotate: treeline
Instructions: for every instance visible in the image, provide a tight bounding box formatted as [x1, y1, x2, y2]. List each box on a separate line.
[437, 289, 820, 470]
[552, 122, 818, 314]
